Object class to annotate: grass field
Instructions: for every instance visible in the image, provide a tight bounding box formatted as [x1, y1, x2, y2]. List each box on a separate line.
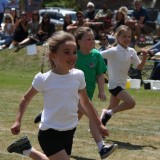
[0, 46, 160, 160]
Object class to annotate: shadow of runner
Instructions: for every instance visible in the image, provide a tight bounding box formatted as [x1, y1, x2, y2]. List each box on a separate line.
[105, 140, 158, 150]
[71, 155, 95, 160]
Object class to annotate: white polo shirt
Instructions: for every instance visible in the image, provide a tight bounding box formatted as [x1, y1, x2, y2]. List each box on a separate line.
[100, 44, 141, 89]
[32, 68, 86, 131]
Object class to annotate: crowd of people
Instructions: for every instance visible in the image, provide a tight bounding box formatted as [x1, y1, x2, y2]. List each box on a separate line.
[2, 0, 160, 160]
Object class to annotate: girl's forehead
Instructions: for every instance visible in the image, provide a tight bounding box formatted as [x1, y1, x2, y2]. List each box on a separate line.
[82, 31, 94, 38]
[119, 30, 131, 35]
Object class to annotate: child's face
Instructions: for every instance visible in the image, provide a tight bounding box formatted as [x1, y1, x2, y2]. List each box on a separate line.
[117, 30, 131, 48]
[50, 41, 77, 72]
[78, 31, 95, 52]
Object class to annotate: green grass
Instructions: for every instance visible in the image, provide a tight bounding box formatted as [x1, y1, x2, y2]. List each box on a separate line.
[0, 47, 160, 160]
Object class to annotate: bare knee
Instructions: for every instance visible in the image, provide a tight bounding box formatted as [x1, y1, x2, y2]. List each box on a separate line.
[128, 99, 136, 109]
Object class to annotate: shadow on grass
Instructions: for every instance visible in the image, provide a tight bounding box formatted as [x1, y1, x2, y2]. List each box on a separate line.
[71, 155, 95, 160]
[106, 140, 158, 150]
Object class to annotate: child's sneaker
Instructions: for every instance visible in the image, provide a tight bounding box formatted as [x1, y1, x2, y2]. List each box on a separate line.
[99, 144, 118, 159]
[7, 136, 31, 155]
[100, 109, 112, 126]
[34, 112, 42, 124]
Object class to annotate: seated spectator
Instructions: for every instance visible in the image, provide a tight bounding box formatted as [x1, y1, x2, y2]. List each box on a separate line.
[26, 13, 55, 44]
[9, 11, 29, 49]
[143, 40, 160, 80]
[84, 2, 96, 22]
[119, 6, 132, 22]
[97, 33, 111, 66]
[67, 11, 89, 34]
[126, 0, 151, 40]
[18, 10, 40, 47]
[0, 13, 14, 50]
[97, 33, 111, 52]
[63, 14, 73, 31]
[9, 7, 19, 25]
[111, 10, 126, 35]
[94, 1, 113, 33]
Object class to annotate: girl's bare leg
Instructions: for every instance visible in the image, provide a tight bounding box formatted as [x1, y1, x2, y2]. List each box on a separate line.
[29, 148, 48, 160]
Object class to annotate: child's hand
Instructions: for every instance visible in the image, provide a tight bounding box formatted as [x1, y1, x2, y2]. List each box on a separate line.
[98, 123, 109, 137]
[98, 92, 107, 101]
[141, 49, 148, 58]
[10, 121, 21, 135]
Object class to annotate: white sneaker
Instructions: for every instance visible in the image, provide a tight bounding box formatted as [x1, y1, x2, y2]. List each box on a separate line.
[100, 109, 107, 120]
[9, 44, 16, 50]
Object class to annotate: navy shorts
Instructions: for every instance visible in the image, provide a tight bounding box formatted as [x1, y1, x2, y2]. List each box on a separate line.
[38, 127, 76, 157]
[109, 86, 124, 97]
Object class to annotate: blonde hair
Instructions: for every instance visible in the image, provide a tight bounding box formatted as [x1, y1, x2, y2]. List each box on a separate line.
[119, 6, 128, 15]
[4, 13, 14, 24]
[115, 25, 131, 36]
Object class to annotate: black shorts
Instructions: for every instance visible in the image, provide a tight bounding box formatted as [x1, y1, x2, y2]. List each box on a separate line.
[38, 127, 76, 157]
[109, 86, 124, 97]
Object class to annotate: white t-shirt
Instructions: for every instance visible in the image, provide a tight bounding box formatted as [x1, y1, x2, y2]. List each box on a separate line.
[3, 23, 14, 36]
[100, 44, 141, 89]
[32, 68, 86, 131]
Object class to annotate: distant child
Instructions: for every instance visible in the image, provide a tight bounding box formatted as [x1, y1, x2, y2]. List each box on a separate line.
[7, 31, 111, 160]
[100, 25, 148, 126]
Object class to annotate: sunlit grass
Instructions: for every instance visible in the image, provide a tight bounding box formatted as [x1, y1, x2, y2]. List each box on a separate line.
[0, 46, 160, 160]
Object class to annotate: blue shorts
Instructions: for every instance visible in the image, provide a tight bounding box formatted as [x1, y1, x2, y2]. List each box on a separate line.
[109, 86, 124, 97]
[38, 127, 76, 157]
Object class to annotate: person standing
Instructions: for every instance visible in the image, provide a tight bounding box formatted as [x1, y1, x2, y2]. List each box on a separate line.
[100, 25, 148, 126]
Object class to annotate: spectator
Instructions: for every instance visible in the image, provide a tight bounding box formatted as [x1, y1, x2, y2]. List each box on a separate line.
[67, 11, 89, 34]
[97, 33, 111, 52]
[144, 41, 160, 80]
[22, 13, 55, 45]
[111, 10, 126, 34]
[17, 10, 40, 47]
[63, 14, 73, 31]
[133, 0, 151, 37]
[9, 7, 19, 25]
[127, 0, 151, 40]
[9, 11, 29, 49]
[94, 1, 113, 32]
[0, 13, 14, 50]
[98, 33, 112, 76]
[119, 6, 131, 22]
[84, 2, 96, 22]
[0, 0, 8, 28]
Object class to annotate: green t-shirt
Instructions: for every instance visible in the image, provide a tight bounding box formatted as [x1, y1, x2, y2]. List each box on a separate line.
[76, 49, 107, 100]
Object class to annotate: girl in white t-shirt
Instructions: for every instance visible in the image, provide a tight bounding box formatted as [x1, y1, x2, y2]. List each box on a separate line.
[100, 25, 148, 126]
[8, 31, 109, 160]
